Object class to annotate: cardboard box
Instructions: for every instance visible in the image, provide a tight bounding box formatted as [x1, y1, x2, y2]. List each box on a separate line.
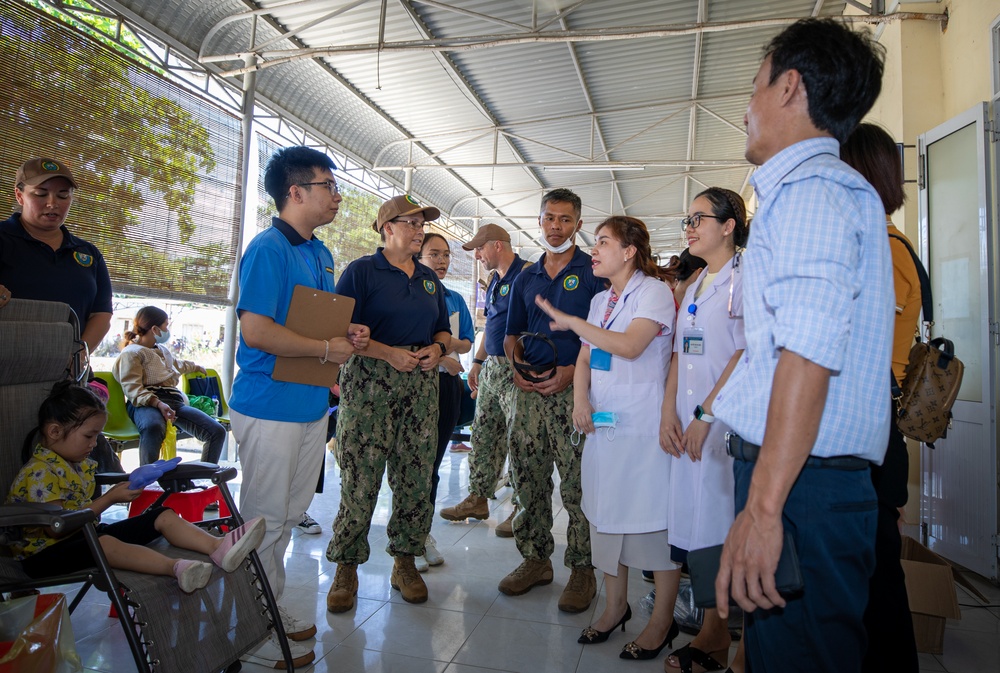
[900, 536, 986, 654]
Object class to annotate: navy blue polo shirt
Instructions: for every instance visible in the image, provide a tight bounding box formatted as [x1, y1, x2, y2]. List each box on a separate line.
[483, 254, 528, 357]
[0, 213, 112, 324]
[336, 248, 450, 346]
[506, 247, 603, 366]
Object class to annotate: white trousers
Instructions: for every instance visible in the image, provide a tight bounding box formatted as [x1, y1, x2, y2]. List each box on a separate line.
[230, 409, 326, 598]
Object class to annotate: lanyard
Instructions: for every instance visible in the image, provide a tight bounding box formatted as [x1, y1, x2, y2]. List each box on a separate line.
[296, 244, 328, 291]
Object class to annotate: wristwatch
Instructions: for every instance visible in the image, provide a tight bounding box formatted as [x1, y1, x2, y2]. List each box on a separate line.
[473, 358, 485, 365]
[434, 341, 448, 356]
[694, 405, 715, 424]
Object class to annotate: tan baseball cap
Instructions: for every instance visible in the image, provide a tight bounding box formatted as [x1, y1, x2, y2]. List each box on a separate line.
[15, 158, 78, 189]
[461, 223, 511, 250]
[373, 195, 440, 232]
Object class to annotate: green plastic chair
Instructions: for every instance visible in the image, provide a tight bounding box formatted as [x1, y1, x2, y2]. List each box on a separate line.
[93, 371, 140, 452]
[181, 368, 230, 429]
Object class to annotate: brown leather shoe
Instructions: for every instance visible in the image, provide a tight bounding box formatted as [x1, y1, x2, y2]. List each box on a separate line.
[440, 494, 489, 521]
[495, 507, 517, 538]
[326, 563, 358, 613]
[498, 558, 553, 596]
[391, 555, 428, 603]
[558, 567, 596, 613]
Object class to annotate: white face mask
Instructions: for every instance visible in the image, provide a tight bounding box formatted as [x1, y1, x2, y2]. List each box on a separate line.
[540, 236, 574, 254]
[153, 327, 171, 345]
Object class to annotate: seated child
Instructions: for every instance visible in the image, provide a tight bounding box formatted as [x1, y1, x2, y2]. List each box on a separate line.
[6, 381, 264, 593]
[112, 306, 226, 465]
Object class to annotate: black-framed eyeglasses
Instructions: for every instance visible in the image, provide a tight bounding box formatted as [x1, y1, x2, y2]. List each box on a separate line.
[296, 180, 340, 195]
[390, 218, 427, 230]
[681, 213, 724, 231]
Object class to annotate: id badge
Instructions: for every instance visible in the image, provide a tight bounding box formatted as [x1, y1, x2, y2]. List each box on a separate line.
[590, 348, 612, 371]
[683, 327, 705, 355]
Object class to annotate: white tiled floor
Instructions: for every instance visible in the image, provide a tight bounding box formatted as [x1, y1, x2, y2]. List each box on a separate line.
[61, 444, 1000, 672]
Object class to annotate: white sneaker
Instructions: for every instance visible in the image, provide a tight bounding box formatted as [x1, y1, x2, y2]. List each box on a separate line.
[241, 633, 315, 669]
[278, 605, 317, 640]
[297, 512, 322, 535]
[414, 554, 429, 572]
[423, 534, 444, 566]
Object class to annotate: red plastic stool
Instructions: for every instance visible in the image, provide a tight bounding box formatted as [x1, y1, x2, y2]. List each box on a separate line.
[109, 485, 231, 619]
[127, 484, 230, 523]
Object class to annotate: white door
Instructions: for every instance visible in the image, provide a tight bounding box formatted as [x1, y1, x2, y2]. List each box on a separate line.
[917, 102, 998, 580]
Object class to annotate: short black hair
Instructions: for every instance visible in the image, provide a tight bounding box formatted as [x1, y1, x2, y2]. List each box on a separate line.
[840, 123, 905, 214]
[765, 18, 885, 143]
[540, 188, 582, 220]
[264, 146, 336, 213]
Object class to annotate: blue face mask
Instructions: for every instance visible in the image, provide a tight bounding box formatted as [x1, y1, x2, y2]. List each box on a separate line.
[591, 412, 619, 428]
[572, 412, 620, 445]
[153, 327, 171, 345]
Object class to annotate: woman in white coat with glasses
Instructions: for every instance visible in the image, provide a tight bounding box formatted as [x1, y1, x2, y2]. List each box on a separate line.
[660, 187, 748, 673]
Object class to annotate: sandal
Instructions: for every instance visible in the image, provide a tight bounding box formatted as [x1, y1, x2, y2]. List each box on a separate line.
[664, 644, 727, 673]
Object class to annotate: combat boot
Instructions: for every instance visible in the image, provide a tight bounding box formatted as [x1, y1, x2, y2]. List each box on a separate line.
[498, 558, 553, 595]
[439, 494, 489, 521]
[391, 555, 428, 603]
[326, 563, 358, 613]
[558, 567, 596, 613]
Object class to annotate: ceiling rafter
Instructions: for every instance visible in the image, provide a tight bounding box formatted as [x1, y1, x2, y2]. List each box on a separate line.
[202, 12, 946, 75]
[397, 0, 546, 242]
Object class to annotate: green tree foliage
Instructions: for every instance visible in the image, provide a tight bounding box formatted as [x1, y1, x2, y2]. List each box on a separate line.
[2, 1, 226, 298]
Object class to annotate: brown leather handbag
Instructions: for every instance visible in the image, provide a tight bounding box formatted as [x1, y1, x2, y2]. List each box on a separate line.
[889, 234, 964, 448]
[894, 337, 963, 446]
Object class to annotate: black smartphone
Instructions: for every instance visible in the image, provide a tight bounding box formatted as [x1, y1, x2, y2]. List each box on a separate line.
[687, 532, 804, 609]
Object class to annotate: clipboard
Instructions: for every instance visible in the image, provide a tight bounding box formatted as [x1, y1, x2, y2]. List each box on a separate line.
[272, 285, 355, 387]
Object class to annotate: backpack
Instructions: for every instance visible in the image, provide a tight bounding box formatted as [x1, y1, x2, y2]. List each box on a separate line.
[889, 233, 964, 448]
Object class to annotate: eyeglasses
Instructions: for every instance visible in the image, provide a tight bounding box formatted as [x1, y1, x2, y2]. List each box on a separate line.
[681, 213, 724, 231]
[390, 218, 427, 230]
[728, 251, 742, 319]
[421, 252, 451, 261]
[296, 180, 340, 195]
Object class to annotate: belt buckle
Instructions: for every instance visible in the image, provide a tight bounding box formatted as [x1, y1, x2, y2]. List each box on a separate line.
[725, 431, 735, 457]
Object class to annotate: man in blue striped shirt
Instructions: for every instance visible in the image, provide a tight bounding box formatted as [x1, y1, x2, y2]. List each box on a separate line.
[712, 19, 891, 673]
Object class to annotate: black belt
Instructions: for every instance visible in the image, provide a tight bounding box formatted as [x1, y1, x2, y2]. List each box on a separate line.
[725, 433, 870, 471]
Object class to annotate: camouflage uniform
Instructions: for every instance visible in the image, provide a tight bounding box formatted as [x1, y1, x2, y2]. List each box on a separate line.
[327, 354, 438, 564]
[507, 384, 590, 568]
[468, 356, 515, 498]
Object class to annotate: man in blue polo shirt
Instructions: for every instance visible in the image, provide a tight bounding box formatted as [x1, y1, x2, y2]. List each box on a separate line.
[712, 19, 889, 673]
[439, 224, 528, 535]
[230, 146, 369, 669]
[500, 188, 603, 613]
[0, 158, 112, 353]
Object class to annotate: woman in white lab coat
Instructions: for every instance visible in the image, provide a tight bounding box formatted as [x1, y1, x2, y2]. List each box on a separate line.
[660, 187, 748, 673]
[536, 216, 678, 661]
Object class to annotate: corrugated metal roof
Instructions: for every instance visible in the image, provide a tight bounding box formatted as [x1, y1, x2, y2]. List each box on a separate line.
[109, 0, 854, 255]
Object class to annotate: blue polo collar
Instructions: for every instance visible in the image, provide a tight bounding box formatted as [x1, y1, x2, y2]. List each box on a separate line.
[527, 246, 591, 277]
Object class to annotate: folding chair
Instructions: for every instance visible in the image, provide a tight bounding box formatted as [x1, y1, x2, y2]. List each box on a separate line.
[0, 299, 295, 672]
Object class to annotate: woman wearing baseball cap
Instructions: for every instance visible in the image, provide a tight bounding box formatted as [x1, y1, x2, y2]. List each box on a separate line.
[0, 157, 112, 353]
[326, 194, 452, 610]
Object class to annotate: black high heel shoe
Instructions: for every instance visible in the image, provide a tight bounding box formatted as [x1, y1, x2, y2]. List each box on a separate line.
[618, 619, 679, 660]
[577, 604, 632, 644]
